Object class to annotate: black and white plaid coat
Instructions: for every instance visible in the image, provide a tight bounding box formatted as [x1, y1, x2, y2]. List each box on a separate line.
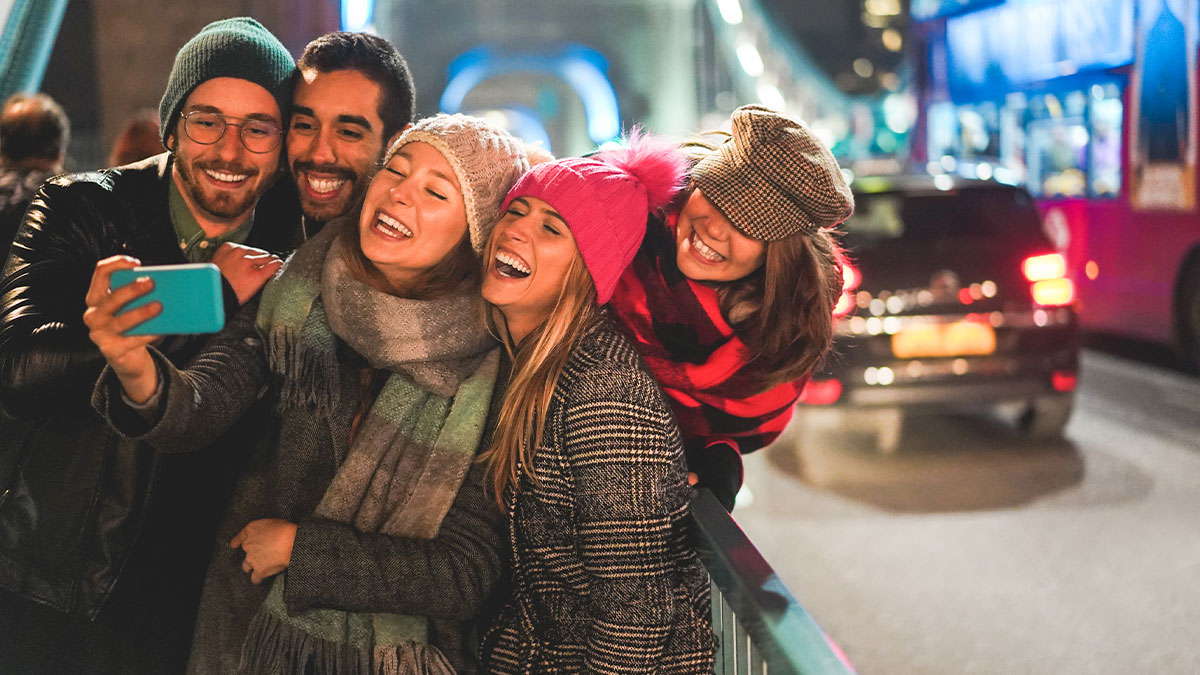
[481, 320, 714, 673]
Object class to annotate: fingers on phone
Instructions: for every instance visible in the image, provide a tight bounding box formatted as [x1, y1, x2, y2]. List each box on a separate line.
[86, 255, 142, 304]
[112, 300, 162, 334]
[107, 276, 154, 306]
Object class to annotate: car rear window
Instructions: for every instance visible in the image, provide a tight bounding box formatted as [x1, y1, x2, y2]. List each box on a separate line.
[844, 186, 1047, 252]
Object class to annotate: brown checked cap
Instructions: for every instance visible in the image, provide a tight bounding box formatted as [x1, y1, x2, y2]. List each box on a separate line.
[690, 104, 854, 241]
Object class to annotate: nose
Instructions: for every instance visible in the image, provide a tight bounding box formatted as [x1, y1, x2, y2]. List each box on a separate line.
[388, 176, 413, 205]
[216, 125, 245, 163]
[308, 128, 336, 165]
[503, 213, 534, 242]
[698, 216, 729, 241]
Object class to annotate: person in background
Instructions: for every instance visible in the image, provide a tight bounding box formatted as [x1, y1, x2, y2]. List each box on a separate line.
[90, 113, 532, 674]
[283, 31, 417, 241]
[108, 107, 161, 166]
[608, 104, 854, 510]
[0, 17, 297, 674]
[478, 132, 714, 673]
[0, 91, 68, 264]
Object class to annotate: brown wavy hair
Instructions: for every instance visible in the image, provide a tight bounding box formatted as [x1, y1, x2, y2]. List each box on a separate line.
[678, 132, 848, 388]
[716, 225, 846, 387]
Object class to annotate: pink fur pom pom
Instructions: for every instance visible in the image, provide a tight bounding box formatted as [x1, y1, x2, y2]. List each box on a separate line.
[595, 127, 689, 212]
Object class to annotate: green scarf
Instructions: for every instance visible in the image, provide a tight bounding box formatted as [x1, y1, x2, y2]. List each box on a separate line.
[244, 221, 499, 674]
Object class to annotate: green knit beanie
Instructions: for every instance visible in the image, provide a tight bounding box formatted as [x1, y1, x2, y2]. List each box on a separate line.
[158, 17, 296, 148]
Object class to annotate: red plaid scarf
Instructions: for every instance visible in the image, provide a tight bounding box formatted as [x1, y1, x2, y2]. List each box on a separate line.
[609, 212, 806, 456]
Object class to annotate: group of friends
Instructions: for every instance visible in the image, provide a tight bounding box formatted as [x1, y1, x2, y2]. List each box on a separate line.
[0, 16, 853, 675]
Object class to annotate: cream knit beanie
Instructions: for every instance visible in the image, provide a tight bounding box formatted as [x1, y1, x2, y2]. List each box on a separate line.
[385, 114, 532, 252]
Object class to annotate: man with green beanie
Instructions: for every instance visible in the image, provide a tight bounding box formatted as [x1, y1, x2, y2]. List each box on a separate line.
[0, 17, 301, 674]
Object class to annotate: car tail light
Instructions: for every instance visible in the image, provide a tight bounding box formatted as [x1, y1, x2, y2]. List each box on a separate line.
[1023, 253, 1075, 306]
[834, 260, 860, 318]
[1051, 370, 1078, 393]
[1031, 278, 1075, 306]
[1023, 253, 1067, 281]
[798, 378, 842, 405]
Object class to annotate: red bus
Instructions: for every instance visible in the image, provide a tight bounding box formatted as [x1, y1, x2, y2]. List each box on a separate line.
[910, 0, 1200, 370]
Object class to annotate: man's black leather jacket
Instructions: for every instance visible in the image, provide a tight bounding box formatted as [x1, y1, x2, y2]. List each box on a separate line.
[0, 153, 298, 618]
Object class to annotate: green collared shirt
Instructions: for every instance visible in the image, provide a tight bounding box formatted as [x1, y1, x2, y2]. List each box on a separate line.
[168, 178, 254, 262]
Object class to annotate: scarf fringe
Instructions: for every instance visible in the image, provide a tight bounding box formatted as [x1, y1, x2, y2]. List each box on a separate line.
[238, 607, 454, 675]
[264, 322, 340, 419]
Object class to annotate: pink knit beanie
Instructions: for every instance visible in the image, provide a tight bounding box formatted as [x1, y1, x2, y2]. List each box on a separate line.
[501, 131, 687, 303]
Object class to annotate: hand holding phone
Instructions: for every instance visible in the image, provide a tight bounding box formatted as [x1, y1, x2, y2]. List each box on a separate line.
[109, 263, 225, 335]
[83, 256, 162, 404]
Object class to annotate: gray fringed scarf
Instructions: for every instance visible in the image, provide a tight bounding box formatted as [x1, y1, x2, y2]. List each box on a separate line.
[245, 222, 499, 674]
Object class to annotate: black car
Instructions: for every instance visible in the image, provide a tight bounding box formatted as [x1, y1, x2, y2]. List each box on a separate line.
[797, 174, 1079, 448]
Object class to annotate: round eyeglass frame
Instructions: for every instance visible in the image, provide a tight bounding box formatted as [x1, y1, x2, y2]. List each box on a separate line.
[179, 111, 282, 154]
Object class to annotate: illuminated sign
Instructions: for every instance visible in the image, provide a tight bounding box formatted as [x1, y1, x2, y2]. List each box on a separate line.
[912, 0, 1004, 21]
[946, 0, 1134, 99]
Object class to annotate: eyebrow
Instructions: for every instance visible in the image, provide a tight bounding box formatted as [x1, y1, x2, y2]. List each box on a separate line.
[396, 150, 458, 185]
[186, 104, 279, 125]
[513, 197, 568, 226]
[290, 107, 373, 130]
[336, 113, 372, 129]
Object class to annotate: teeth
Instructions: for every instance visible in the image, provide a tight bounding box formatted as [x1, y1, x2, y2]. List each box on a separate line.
[376, 212, 413, 237]
[307, 175, 346, 194]
[691, 231, 724, 262]
[205, 169, 250, 183]
[495, 250, 531, 275]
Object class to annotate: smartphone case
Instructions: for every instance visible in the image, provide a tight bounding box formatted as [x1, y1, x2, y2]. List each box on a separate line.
[110, 263, 225, 335]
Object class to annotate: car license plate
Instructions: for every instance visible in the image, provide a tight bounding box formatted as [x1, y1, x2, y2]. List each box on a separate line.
[891, 321, 996, 359]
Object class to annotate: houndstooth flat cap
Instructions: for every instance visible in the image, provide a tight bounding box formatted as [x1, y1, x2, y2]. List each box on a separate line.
[690, 105, 854, 241]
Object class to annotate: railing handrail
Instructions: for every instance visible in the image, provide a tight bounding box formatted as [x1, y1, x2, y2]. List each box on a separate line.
[688, 488, 856, 675]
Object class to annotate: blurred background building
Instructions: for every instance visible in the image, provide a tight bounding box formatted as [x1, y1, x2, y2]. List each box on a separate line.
[4, 0, 1199, 366]
[4, 0, 916, 167]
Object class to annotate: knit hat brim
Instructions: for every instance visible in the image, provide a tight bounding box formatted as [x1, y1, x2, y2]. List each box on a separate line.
[386, 114, 531, 252]
[158, 18, 296, 148]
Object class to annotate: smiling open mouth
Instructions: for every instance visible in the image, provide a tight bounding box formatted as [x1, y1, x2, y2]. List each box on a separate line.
[691, 230, 725, 263]
[204, 168, 251, 183]
[375, 211, 413, 238]
[495, 250, 531, 278]
[305, 174, 347, 195]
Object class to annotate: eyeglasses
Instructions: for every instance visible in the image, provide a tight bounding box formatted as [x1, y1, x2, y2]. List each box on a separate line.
[179, 111, 282, 154]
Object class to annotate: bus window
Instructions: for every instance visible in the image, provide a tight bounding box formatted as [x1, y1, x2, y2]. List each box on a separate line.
[1000, 93, 1028, 185]
[1027, 92, 1089, 198]
[927, 102, 958, 166]
[1089, 84, 1123, 198]
[957, 102, 999, 160]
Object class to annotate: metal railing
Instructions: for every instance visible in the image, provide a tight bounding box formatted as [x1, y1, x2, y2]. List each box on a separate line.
[689, 489, 856, 675]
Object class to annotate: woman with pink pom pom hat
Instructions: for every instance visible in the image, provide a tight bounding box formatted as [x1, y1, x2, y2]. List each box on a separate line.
[477, 131, 714, 673]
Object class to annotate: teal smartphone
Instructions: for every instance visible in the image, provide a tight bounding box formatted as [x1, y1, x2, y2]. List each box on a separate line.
[110, 263, 225, 335]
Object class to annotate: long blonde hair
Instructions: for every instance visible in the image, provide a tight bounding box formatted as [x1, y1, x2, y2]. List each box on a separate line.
[479, 253, 599, 507]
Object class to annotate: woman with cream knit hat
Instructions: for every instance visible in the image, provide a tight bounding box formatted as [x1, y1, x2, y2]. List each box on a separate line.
[91, 113, 532, 673]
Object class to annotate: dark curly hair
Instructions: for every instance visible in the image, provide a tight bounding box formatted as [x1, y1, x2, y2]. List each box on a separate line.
[297, 32, 416, 141]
